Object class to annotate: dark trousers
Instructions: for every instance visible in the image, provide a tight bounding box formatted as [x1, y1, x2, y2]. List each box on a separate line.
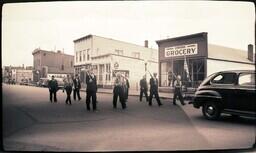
[173, 88, 185, 105]
[149, 90, 162, 106]
[113, 86, 126, 109]
[65, 87, 72, 104]
[140, 89, 148, 101]
[124, 89, 129, 101]
[49, 90, 57, 102]
[73, 88, 81, 100]
[86, 91, 97, 110]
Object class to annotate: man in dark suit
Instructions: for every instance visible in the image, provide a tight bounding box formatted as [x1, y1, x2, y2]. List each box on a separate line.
[140, 75, 148, 102]
[48, 75, 58, 103]
[149, 73, 162, 106]
[86, 68, 98, 111]
[73, 74, 82, 101]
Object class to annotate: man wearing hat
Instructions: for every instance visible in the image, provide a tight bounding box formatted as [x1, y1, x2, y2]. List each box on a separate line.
[48, 75, 58, 102]
[149, 73, 162, 106]
[73, 74, 82, 101]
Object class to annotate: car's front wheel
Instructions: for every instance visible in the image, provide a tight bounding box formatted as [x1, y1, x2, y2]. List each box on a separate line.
[202, 102, 221, 120]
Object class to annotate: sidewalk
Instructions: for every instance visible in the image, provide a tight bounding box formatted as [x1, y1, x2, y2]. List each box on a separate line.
[81, 88, 195, 100]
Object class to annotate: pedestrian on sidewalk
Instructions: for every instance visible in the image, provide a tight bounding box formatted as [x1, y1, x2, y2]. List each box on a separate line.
[73, 74, 82, 101]
[85, 68, 98, 111]
[123, 74, 130, 102]
[113, 72, 126, 109]
[48, 75, 58, 103]
[149, 73, 162, 106]
[173, 75, 185, 106]
[63, 75, 73, 105]
[140, 75, 148, 102]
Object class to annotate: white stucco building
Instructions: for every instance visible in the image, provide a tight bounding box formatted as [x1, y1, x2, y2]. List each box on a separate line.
[74, 34, 158, 89]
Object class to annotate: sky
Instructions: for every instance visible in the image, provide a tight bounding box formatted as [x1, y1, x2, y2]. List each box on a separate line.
[2, 1, 255, 67]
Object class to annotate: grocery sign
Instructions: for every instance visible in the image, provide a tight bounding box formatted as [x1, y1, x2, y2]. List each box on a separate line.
[165, 44, 198, 57]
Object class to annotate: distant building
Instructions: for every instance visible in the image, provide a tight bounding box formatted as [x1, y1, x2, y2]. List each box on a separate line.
[73, 34, 158, 89]
[156, 32, 255, 88]
[32, 49, 74, 82]
[3, 65, 33, 83]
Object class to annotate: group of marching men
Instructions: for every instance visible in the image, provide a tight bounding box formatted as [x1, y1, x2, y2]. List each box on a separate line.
[48, 67, 185, 112]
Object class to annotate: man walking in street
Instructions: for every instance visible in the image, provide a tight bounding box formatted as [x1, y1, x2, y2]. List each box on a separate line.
[63, 75, 73, 105]
[173, 75, 186, 105]
[140, 75, 148, 102]
[113, 72, 126, 109]
[85, 68, 98, 111]
[149, 73, 162, 106]
[48, 75, 58, 103]
[73, 74, 82, 101]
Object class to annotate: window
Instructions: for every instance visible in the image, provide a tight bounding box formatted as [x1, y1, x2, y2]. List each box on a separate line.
[132, 52, 140, 59]
[71, 61, 73, 67]
[83, 50, 86, 61]
[76, 52, 78, 62]
[115, 49, 123, 55]
[211, 73, 236, 84]
[61, 65, 64, 70]
[79, 51, 82, 62]
[87, 49, 90, 60]
[238, 73, 255, 86]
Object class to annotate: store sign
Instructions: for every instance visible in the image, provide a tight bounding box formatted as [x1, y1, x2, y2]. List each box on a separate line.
[165, 44, 198, 57]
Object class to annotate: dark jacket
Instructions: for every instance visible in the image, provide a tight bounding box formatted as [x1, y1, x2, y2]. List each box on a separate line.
[140, 78, 148, 91]
[48, 79, 58, 91]
[73, 78, 81, 89]
[86, 73, 97, 92]
[149, 77, 158, 92]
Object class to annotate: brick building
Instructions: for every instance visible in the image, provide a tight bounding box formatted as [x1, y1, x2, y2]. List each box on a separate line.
[32, 49, 74, 82]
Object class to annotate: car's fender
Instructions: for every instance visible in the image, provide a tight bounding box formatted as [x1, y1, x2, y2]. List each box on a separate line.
[193, 90, 222, 108]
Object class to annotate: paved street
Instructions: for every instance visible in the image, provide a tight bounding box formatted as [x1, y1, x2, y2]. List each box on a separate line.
[2, 84, 255, 152]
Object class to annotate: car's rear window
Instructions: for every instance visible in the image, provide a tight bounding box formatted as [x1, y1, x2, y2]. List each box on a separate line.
[238, 73, 255, 87]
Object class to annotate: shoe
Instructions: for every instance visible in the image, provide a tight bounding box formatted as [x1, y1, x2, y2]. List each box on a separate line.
[78, 98, 81, 101]
[182, 103, 186, 106]
[173, 103, 176, 105]
[158, 103, 163, 106]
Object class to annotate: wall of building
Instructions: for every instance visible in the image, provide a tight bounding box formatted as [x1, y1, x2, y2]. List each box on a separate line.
[33, 49, 74, 82]
[74, 37, 92, 66]
[15, 69, 33, 83]
[74, 35, 158, 67]
[112, 55, 158, 90]
[92, 35, 158, 61]
[207, 59, 255, 76]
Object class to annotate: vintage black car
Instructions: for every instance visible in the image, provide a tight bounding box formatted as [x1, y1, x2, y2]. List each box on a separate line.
[192, 70, 255, 120]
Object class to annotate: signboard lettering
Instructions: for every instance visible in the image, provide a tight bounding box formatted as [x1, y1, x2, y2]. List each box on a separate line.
[165, 44, 198, 57]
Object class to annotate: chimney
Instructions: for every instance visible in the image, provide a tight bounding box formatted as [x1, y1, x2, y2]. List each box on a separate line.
[144, 40, 148, 48]
[248, 44, 253, 61]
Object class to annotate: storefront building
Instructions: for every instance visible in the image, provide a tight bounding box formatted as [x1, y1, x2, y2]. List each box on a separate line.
[74, 34, 158, 89]
[156, 32, 255, 88]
